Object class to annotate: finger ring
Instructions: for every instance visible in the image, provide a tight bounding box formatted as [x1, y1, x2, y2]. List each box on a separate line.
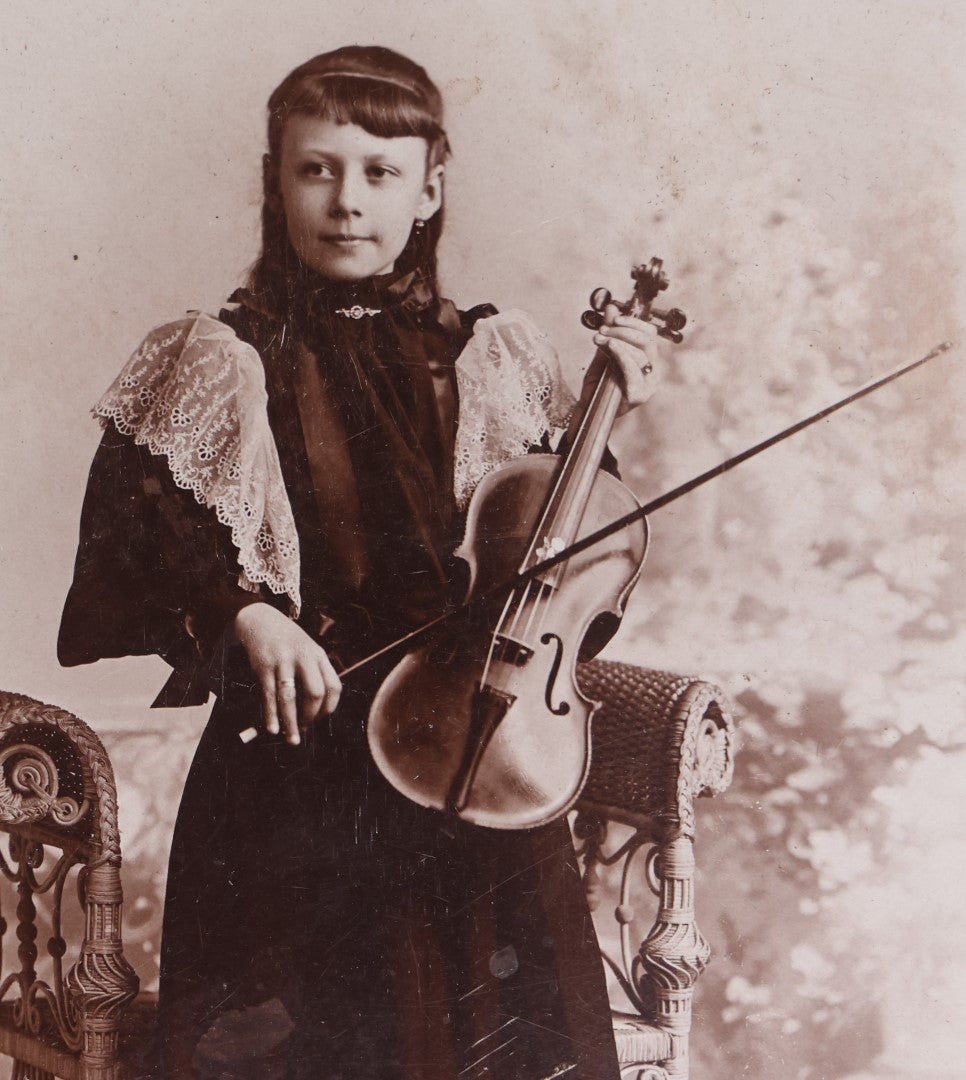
[278, 678, 296, 688]
[642, 362, 653, 375]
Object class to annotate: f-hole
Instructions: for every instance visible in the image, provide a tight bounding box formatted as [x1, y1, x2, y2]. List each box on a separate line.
[539, 632, 571, 716]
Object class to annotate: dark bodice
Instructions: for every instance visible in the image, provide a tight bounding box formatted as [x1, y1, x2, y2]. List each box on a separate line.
[58, 271, 496, 700]
[221, 270, 477, 659]
[59, 276, 622, 1080]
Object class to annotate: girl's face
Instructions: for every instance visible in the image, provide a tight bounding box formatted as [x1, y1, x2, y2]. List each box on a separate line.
[276, 114, 443, 282]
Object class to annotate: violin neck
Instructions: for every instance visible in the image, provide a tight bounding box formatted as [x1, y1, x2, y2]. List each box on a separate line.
[526, 353, 622, 570]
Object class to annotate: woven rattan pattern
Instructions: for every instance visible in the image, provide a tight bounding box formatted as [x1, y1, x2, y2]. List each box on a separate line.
[577, 660, 734, 835]
[0, 692, 138, 1080]
[0, 693, 121, 863]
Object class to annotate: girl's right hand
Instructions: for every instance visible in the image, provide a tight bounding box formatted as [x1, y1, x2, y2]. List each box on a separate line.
[231, 603, 342, 745]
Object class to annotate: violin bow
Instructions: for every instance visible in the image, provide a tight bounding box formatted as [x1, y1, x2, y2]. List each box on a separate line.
[339, 338, 955, 680]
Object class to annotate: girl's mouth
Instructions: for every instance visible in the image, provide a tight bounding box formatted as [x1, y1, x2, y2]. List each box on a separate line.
[322, 235, 374, 248]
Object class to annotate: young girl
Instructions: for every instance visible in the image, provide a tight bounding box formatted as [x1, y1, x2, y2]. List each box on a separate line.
[59, 45, 661, 1080]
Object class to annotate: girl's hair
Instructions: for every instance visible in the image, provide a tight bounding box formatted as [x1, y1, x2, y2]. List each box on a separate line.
[249, 46, 450, 305]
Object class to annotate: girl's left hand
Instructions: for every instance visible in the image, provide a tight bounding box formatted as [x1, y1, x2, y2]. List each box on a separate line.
[592, 303, 664, 411]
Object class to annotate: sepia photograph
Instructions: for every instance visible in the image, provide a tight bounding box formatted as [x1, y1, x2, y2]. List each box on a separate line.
[1, 2, 963, 1078]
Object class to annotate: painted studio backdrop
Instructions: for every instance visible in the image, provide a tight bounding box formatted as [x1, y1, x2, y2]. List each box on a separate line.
[2, 3, 964, 1078]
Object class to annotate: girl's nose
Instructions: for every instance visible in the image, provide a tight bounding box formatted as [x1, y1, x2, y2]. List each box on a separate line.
[331, 172, 364, 218]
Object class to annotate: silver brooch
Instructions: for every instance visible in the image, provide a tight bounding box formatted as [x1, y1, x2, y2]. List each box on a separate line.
[335, 305, 382, 319]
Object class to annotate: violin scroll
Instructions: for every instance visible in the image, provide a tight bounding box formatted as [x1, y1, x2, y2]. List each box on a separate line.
[581, 256, 687, 343]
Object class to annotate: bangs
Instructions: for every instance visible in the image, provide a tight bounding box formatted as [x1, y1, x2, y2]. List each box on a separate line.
[271, 75, 449, 161]
[252, 48, 449, 300]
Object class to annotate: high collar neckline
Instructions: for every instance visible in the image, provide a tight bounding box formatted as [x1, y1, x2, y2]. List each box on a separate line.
[230, 266, 437, 328]
[300, 267, 423, 310]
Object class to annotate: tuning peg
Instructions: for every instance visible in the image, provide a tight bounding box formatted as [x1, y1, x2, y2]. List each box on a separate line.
[580, 287, 613, 330]
[653, 306, 687, 342]
[590, 287, 612, 311]
[580, 260, 687, 343]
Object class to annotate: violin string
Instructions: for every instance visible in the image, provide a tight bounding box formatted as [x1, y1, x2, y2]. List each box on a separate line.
[478, 589, 521, 690]
[516, 581, 544, 644]
[502, 580, 534, 641]
[499, 362, 613, 648]
[480, 374, 604, 663]
[336, 341, 953, 685]
[497, 585, 527, 649]
[518, 364, 610, 644]
[528, 547, 571, 643]
[522, 357, 606, 569]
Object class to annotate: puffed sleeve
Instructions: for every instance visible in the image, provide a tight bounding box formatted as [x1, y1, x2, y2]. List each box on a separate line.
[57, 421, 264, 703]
[58, 315, 300, 706]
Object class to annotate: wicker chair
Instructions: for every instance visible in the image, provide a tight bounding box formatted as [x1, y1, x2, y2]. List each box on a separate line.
[576, 660, 735, 1080]
[0, 664, 733, 1080]
[0, 692, 139, 1080]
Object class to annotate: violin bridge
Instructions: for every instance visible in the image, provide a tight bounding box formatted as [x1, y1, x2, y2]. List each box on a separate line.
[492, 634, 534, 667]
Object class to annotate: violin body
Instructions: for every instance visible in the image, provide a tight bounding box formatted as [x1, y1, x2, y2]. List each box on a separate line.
[367, 454, 648, 829]
[361, 257, 951, 832]
[367, 259, 683, 830]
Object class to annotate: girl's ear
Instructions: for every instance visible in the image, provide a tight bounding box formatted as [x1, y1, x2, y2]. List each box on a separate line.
[263, 153, 282, 212]
[417, 164, 444, 223]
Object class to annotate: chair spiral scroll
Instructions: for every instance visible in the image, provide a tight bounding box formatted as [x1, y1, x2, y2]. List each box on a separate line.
[0, 692, 139, 1080]
[575, 661, 735, 1080]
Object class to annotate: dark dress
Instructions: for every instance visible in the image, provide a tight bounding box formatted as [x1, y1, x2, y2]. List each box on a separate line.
[59, 271, 620, 1080]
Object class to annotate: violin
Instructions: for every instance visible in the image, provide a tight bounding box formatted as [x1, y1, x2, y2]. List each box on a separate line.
[367, 259, 688, 830]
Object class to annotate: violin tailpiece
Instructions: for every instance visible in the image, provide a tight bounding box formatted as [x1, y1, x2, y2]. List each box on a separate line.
[445, 684, 515, 816]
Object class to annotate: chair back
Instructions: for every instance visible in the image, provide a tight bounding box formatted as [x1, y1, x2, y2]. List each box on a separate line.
[0, 692, 139, 1080]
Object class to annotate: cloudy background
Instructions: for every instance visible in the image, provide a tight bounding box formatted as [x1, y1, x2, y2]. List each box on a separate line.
[2, 3, 964, 1078]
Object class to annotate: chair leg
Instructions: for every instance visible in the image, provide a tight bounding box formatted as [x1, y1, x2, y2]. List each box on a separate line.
[639, 835, 710, 1080]
[68, 863, 139, 1080]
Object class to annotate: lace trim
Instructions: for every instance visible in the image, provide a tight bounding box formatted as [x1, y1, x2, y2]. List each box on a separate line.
[453, 310, 576, 508]
[94, 315, 302, 615]
[93, 308, 570, 615]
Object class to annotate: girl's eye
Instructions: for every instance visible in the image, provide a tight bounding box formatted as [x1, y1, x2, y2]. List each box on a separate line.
[367, 166, 399, 180]
[301, 161, 334, 178]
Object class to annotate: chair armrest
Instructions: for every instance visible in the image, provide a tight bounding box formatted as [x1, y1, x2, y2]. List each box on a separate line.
[576, 660, 735, 836]
[0, 691, 139, 1080]
[573, 662, 736, 1080]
